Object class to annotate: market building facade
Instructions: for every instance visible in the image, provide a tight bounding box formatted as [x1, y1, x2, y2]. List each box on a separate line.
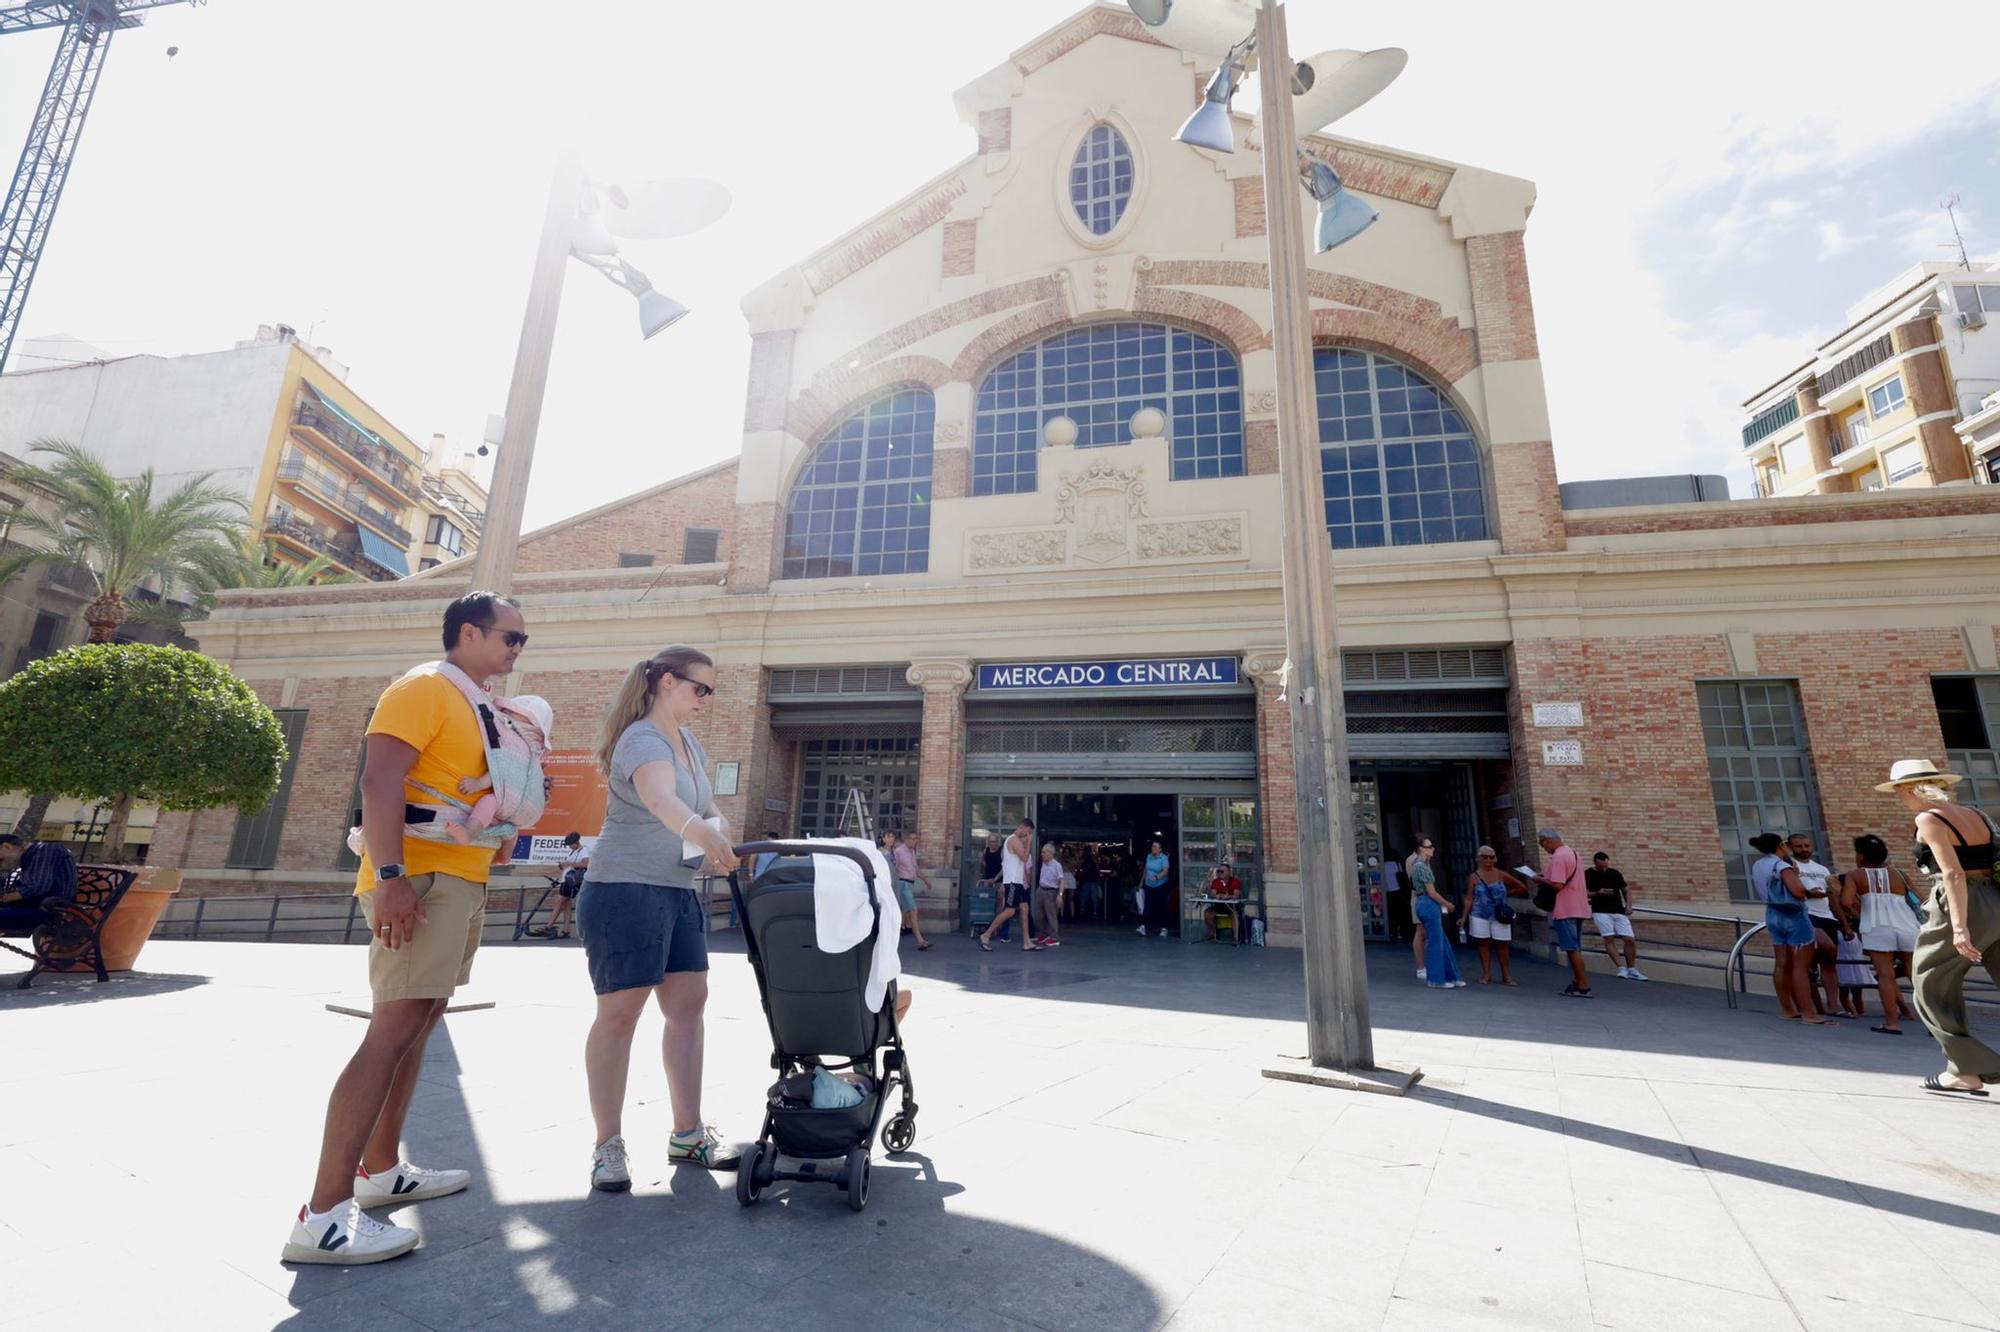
[156, 6, 2000, 944]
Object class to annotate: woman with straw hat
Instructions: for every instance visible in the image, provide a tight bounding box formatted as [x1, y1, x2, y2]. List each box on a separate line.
[1876, 759, 2000, 1096]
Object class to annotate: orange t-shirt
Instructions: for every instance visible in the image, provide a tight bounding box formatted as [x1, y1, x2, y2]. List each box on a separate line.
[352, 671, 496, 893]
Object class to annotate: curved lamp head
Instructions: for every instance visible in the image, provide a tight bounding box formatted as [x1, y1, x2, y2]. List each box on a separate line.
[1125, 0, 1258, 63]
[1176, 61, 1243, 153]
[1303, 160, 1378, 253]
[636, 287, 690, 340]
[1291, 47, 1407, 135]
[598, 177, 733, 241]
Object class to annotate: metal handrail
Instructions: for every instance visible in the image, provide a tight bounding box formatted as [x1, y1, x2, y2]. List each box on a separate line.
[1628, 904, 1758, 1006]
[1721, 921, 1769, 1010]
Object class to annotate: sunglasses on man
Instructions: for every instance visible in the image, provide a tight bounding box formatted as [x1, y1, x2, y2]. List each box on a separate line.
[477, 624, 530, 649]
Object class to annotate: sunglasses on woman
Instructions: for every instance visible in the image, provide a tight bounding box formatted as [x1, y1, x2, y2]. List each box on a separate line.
[669, 672, 714, 700]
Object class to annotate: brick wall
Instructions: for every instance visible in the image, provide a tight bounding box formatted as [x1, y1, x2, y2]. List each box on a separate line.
[941, 220, 978, 279]
[1463, 232, 1539, 363]
[1490, 439, 1565, 553]
[1232, 177, 1266, 239]
[514, 463, 738, 573]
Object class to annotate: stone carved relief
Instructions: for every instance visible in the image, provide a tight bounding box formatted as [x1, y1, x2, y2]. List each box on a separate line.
[1246, 389, 1278, 417]
[1135, 518, 1244, 560]
[936, 420, 966, 444]
[1054, 462, 1149, 566]
[969, 530, 1067, 571]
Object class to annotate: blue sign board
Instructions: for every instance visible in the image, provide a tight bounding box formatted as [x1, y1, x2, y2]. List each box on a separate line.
[977, 657, 1240, 692]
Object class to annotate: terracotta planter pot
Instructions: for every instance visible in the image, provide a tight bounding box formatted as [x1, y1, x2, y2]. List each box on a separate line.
[90, 866, 182, 972]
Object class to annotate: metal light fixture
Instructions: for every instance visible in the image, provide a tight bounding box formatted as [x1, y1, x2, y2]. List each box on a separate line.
[1177, 57, 1245, 152]
[571, 250, 689, 340]
[1302, 159, 1378, 253]
[1290, 47, 1408, 136]
[1126, 0, 1258, 63]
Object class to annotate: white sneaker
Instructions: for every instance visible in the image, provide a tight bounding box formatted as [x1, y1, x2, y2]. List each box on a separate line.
[353, 1159, 470, 1207]
[592, 1135, 631, 1193]
[1136, 925, 1148, 935]
[281, 1199, 418, 1265]
[1627, 967, 1649, 982]
[1415, 970, 1427, 981]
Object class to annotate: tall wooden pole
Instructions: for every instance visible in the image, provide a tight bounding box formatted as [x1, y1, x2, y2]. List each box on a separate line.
[469, 148, 585, 596]
[1255, 0, 1373, 1070]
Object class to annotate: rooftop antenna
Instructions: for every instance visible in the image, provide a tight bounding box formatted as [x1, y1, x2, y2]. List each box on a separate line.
[1941, 193, 1971, 270]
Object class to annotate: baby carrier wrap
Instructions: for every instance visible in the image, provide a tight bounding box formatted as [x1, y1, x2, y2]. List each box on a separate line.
[346, 661, 549, 854]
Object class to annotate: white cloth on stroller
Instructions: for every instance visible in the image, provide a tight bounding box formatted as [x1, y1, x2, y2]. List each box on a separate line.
[809, 838, 903, 1015]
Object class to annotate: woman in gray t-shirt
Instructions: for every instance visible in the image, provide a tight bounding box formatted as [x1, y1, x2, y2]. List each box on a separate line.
[577, 646, 742, 1191]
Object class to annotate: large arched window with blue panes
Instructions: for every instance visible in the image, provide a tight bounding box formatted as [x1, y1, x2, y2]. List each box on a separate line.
[1070, 124, 1134, 236]
[1315, 349, 1489, 549]
[973, 322, 1242, 496]
[781, 389, 934, 580]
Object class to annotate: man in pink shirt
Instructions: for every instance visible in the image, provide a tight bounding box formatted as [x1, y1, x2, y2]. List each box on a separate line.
[1539, 828, 1593, 998]
[888, 829, 932, 951]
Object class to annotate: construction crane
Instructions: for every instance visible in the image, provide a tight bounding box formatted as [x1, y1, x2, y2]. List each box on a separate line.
[0, 1, 202, 375]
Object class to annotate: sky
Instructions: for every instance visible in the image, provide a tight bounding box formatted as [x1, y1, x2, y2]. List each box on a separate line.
[3, 1, 1999, 530]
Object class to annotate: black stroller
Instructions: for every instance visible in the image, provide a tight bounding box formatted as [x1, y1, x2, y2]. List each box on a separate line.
[728, 841, 919, 1212]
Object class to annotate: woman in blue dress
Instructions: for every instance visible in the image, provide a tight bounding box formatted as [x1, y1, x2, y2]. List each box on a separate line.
[1410, 838, 1463, 987]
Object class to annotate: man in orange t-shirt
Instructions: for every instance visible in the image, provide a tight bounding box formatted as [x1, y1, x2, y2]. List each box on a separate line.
[283, 592, 526, 1268]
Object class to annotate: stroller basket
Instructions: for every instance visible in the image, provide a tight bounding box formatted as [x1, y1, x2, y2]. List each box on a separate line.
[729, 840, 920, 1213]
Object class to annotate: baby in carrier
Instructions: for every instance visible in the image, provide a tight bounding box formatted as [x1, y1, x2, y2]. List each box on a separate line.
[345, 663, 551, 857]
[447, 694, 554, 845]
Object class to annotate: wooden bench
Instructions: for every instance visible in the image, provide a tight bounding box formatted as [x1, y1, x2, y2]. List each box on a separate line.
[0, 865, 140, 989]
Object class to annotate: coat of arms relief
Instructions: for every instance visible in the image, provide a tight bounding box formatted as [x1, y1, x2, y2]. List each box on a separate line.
[1054, 462, 1149, 564]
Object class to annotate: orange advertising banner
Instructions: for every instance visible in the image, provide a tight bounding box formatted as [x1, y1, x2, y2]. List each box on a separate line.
[508, 750, 607, 864]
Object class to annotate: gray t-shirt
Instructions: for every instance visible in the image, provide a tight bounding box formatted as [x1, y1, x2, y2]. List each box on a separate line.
[584, 720, 712, 889]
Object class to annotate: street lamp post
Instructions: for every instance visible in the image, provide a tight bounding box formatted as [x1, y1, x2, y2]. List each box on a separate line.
[1250, 0, 1375, 1076]
[1129, 0, 1415, 1089]
[469, 150, 585, 597]
[467, 156, 727, 596]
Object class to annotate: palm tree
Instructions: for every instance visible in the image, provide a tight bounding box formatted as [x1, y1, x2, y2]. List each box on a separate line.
[225, 539, 364, 589]
[0, 439, 247, 644]
[0, 440, 246, 839]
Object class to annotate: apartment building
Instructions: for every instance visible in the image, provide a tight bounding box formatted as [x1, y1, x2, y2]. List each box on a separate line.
[0, 325, 481, 581]
[1741, 262, 2000, 497]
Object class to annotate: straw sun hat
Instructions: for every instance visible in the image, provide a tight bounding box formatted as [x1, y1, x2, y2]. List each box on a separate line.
[1874, 759, 1966, 794]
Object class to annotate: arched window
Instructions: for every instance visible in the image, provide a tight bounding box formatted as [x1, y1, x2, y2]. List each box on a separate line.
[1069, 123, 1134, 236]
[1314, 349, 1488, 549]
[781, 390, 934, 580]
[974, 322, 1243, 496]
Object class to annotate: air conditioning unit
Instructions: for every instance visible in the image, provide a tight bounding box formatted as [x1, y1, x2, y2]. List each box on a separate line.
[1960, 307, 1988, 330]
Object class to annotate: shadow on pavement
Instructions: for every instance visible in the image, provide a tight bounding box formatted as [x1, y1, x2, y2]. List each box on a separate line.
[0, 968, 210, 1007]
[272, 1022, 1163, 1332]
[1431, 1085, 2000, 1235]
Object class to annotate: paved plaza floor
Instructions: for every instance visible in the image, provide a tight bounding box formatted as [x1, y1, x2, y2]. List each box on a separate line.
[4, 926, 1998, 1331]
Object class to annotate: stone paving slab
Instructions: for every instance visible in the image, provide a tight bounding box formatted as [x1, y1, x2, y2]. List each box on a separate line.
[5, 928, 1999, 1331]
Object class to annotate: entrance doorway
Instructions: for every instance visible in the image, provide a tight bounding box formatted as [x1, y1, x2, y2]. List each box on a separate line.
[960, 783, 1260, 939]
[1353, 760, 1501, 941]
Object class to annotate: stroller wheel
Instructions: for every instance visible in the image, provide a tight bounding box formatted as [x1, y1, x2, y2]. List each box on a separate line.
[735, 1144, 766, 1207]
[881, 1113, 917, 1155]
[843, 1148, 870, 1212]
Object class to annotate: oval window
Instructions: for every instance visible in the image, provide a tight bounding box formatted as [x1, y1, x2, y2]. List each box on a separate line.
[1069, 124, 1134, 236]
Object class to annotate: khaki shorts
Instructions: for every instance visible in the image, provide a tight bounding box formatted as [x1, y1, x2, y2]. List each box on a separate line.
[359, 872, 487, 1003]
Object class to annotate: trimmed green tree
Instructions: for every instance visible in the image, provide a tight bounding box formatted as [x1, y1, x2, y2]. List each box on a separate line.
[0, 643, 287, 863]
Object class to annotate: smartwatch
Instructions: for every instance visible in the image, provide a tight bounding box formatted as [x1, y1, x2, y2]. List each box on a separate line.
[375, 862, 407, 882]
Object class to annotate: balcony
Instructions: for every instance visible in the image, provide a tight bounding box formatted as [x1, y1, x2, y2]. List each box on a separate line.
[264, 515, 394, 582]
[1817, 332, 1894, 398]
[290, 401, 422, 502]
[42, 561, 100, 600]
[276, 455, 414, 546]
[1740, 397, 1800, 449]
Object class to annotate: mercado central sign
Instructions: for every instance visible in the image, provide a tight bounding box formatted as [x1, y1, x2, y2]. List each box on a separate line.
[976, 657, 1241, 692]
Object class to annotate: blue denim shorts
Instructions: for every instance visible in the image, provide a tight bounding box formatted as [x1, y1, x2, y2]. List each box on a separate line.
[577, 881, 707, 995]
[1551, 917, 1583, 952]
[895, 878, 919, 912]
[1766, 907, 1817, 949]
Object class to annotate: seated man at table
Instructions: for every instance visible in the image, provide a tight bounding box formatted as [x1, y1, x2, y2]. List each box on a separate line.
[1202, 861, 1243, 941]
